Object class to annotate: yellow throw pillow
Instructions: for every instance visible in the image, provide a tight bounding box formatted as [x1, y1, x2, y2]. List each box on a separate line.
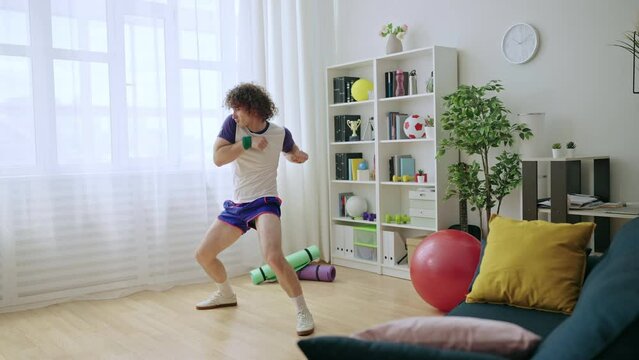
[466, 215, 595, 314]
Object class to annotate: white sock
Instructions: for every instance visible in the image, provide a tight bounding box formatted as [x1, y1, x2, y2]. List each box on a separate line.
[291, 295, 309, 313]
[216, 280, 234, 297]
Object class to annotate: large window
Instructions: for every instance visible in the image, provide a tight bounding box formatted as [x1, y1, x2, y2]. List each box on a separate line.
[0, 0, 235, 175]
[0, 0, 239, 310]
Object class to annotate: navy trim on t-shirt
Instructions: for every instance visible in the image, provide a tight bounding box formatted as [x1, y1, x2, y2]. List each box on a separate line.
[282, 128, 294, 153]
[218, 115, 237, 143]
[217, 114, 295, 153]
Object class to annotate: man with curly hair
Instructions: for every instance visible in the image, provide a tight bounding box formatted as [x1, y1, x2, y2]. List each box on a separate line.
[194, 83, 314, 336]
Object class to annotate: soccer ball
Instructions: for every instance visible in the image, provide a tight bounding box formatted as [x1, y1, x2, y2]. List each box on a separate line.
[403, 114, 426, 139]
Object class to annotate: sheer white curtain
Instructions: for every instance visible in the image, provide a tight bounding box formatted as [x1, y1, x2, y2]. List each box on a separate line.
[235, 0, 333, 258]
[0, 0, 277, 312]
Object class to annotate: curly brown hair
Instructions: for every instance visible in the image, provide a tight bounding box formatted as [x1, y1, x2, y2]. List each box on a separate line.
[224, 83, 278, 121]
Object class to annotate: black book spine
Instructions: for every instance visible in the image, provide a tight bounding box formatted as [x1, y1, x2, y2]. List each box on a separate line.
[389, 157, 394, 180]
[403, 72, 409, 96]
[335, 153, 344, 180]
[333, 77, 346, 103]
[385, 72, 393, 98]
[344, 77, 360, 103]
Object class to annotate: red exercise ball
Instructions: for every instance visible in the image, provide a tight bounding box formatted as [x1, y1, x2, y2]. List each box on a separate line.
[410, 229, 481, 312]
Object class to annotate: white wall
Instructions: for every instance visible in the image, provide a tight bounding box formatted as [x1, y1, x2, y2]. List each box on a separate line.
[331, 0, 639, 225]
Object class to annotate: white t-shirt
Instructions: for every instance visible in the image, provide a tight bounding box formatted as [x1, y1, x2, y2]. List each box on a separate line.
[217, 115, 294, 203]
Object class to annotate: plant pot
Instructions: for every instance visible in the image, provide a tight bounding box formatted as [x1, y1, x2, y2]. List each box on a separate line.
[425, 127, 435, 140]
[386, 35, 403, 54]
[416, 174, 427, 183]
[565, 149, 575, 158]
[552, 149, 564, 158]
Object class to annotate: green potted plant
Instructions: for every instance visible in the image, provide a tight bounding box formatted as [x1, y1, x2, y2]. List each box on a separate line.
[612, 21, 639, 62]
[437, 80, 533, 237]
[566, 141, 576, 158]
[552, 143, 563, 158]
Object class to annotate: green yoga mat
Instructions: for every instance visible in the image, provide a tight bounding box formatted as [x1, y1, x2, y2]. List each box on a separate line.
[250, 245, 320, 285]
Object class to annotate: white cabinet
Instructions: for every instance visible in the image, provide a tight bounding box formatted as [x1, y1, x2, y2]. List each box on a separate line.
[326, 46, 459, 280]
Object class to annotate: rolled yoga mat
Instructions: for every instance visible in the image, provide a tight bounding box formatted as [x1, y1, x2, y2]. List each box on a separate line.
[250, 245, 320, 285]
[297, 263, 336, 282]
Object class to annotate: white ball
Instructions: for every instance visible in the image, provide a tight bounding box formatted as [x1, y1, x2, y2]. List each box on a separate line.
[403, 114, 426, 139]
[345, 196, 368, 218]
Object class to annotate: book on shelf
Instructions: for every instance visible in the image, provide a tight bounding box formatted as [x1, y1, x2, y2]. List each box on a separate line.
[333, 76, 359, 104]
[386, 112, 408, 140]
[399, 157, 415, 177]
[537, 194, 628, 210]
[388, 154, 412, 180]
[337, 192, 354, 217]
[384, 71, 408, 97]
[348, 158, 365, 180]
[396, 113, 409, 140]
[335, 152, 363, 180]
[384, 72, 394, 98]
[387, 112, 396, 140]
[569, 193, 599, 206]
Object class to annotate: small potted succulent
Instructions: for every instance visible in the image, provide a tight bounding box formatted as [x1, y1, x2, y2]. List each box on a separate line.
[566, 141, 576, 158]
[552, 143, 563, 158]
[416, 169, 427, 183]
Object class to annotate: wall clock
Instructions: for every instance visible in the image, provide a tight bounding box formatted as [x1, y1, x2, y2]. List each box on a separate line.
[501, 23, 539, 64]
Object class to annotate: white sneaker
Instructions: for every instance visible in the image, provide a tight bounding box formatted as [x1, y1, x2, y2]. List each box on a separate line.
[195, 291, 237, 310]
[296, 310, 315, 336]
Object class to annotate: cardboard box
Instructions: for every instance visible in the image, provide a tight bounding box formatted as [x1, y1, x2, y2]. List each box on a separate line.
[406, 235, 428, 266]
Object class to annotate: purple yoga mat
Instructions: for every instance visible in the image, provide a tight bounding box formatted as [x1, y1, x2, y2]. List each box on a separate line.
[296, 264, 336, 282]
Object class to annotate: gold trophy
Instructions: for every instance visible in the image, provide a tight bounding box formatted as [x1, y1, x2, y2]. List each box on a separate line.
[347, 118, 361, 141]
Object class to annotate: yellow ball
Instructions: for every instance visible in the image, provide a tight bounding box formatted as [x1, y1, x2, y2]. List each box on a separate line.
[351, 79, 374, 101]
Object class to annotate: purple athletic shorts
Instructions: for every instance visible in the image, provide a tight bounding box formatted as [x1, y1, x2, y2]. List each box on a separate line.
[218, 196, 282, 233]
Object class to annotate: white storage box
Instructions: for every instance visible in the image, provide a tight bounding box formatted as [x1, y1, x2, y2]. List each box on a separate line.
[409, 199, 436, 210]
[409, 208, 436, 218]
[408, 188, 436, 201]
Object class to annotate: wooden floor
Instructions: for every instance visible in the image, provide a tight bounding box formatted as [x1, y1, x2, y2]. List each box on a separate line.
[0, 266, 441, 359]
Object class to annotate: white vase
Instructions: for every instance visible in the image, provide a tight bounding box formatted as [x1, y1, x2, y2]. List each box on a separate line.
[565, 149, 575, 158]
[385, 35, 403, 54]
[552, 149, 564, 158]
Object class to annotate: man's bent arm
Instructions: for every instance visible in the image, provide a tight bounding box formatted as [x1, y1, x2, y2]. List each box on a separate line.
[213, 137, 244, 167]
[284, 144, 309, 164]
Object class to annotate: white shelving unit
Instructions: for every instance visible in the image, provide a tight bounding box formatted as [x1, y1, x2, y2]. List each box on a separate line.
[326, 46, 459, 280]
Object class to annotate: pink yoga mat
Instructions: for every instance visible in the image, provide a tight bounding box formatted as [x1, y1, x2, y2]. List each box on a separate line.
[296, 264, 336, 282]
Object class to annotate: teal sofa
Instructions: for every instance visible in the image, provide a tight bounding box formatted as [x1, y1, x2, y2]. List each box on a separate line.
[298, 217, 639, 359]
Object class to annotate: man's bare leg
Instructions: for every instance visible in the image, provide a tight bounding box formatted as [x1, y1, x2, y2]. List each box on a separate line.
[256, 213, 314, 335]
[194, 220, 243, 309]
